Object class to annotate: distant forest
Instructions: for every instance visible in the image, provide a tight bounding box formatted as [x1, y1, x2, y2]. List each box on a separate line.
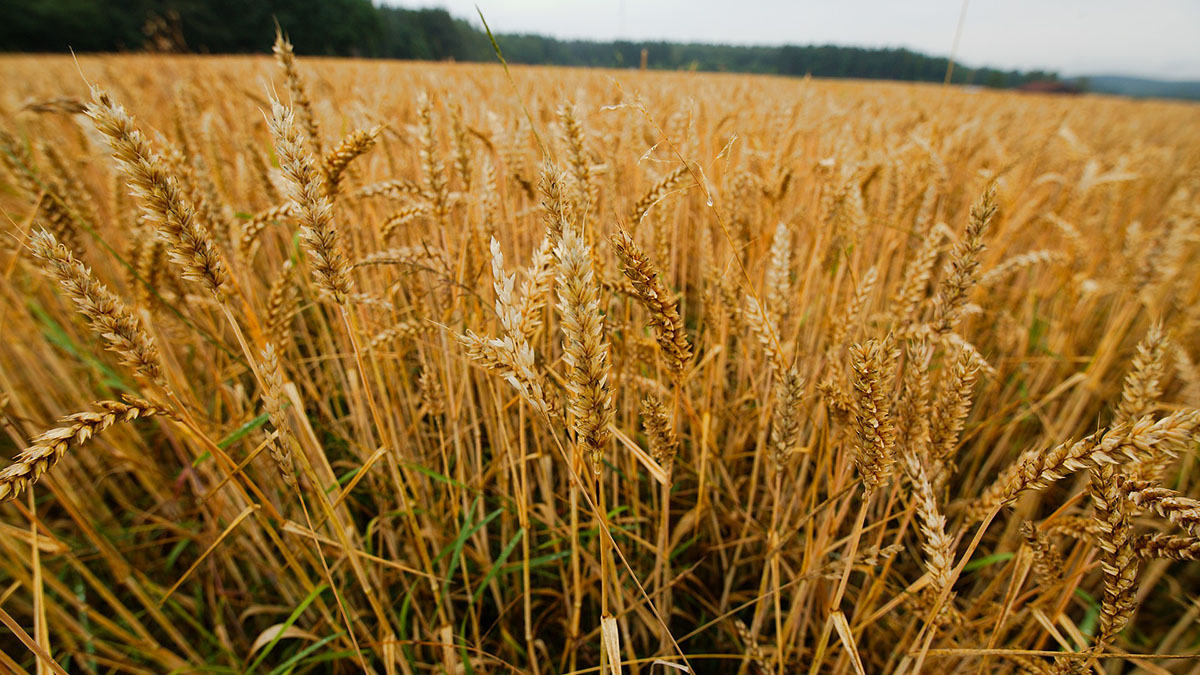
[0, 0, 1060, 87]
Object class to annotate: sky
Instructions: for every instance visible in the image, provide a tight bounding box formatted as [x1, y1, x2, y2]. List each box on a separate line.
[380, 0, 1200, 81]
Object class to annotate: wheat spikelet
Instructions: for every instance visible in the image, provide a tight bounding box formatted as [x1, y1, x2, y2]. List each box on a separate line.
[0, 397, 172, 502]
[980, 250, 1067, 288]
[265, 260, 300, 353]
[450, 104, 473, 192]
[259, 343, 296, 487]
[1090, 464, 1137, 648]
[554, 223, 613, 470]
[764, 221, 793, 326]
[538, 160, 570, 243]
[611, 229, 692, 379]
[1134, 533, 1200, 560]
[732, 618, 771, 675]
[322, 126, 381, 199]
[850, 337, 898, 494]
[769, 366, 806, 466]
[640, 395, 679, 474]
[896, 338, 933, 465]
[632, 163, 690, 226]
[268, 98, 353, 303]
[353, 246, 444, 272]
[419, 363, 446, 419]
[417, 93, 450, 224]
[890, 223, 952, 327]
[457, 330, 556, 419]
[1115, 321, 1167, 426]
[1045, 515, 1099, 540]
[458, 236, 560, 417]
[931, 185, 996, 336]
[1019, 521, 1064, 587]
[1117, 322, 1170, 482]
[489, 236, 524, 336]
[380, 204, 431, 240]
[515, 236, 556, 342]
[910, 458, 955, 616]
[928, 345, 981, 488]
[1121, 478, 1200, 536]
[273, 30, 321, 156]
[30, 229, 164, 383]
[354, 179, 425, 200]
[558, 104, 595, 209]
[238, 203, 295, 258]
[817, 377, 854, 427]
[369, 320, 430, 350]
[968, 411, 1200, 521]
[86, 86, 229, 300]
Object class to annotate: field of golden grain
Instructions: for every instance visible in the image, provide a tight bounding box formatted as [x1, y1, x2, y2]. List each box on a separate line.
[1, 43, 1199, 674]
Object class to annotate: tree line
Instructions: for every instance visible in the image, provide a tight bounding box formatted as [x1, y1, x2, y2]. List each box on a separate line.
[0, 0, 1059, 87]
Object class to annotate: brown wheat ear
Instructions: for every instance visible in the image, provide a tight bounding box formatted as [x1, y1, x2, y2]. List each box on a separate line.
[769, 366, 806, 466]
[0, 397, 174, 502]
[1134, 533, 1200, 561]
[268, 97, 354, 303]
[86, 86, 229, 300]
[29, 229, 164, 384]
[931, 184, 996, 336]
[554, 220, 613, 471]
[1121, 477, 1200, 537]
[967, 410, 1200, 521]
[273, 29, 322, 155]
[260, 344, 297, 487]
[611, 229, 693, 380]
[1091, 464, 1138, 649]
[640, 395, 679, 475]
[322, 126, 382, 199]
[1019, 521, 1064, 587]
[849, 337, 898, 494]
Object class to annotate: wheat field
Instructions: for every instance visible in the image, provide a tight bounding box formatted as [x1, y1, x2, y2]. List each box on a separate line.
[0, 43, 1199, 674]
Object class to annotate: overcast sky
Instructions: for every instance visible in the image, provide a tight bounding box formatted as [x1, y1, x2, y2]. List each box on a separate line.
[380, 0, 1200, 81]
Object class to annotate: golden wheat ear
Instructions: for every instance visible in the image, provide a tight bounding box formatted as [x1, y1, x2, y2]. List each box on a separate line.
[0, 398, 174, 503]
[29, 229, 164, 384]
[267, 97, 353, 304]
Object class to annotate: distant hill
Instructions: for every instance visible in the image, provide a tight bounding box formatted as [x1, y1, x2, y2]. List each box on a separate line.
[1075, 75, 1200, 101]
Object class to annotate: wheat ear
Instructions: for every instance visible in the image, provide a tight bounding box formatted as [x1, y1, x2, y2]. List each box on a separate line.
[1121, 478, 1200, 536]
[268, 98, 353, 303]
[0, 398, 173, 502]
[29, 229, 164, 383]
[611, 229, 693, 379]
[967, 410, 1200, 521]
[931, 185, 996, 336]
[555, 222, 613, 471]
[850, 337, 898, 494]
[86, 86, 229, 300]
